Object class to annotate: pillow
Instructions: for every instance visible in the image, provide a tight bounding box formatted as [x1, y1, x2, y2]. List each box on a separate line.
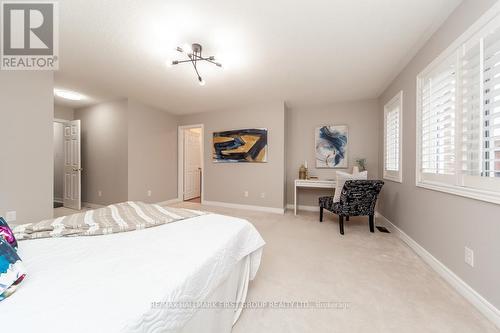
[333, 170, 368, 203]
[0, 238, 26, 301]
[0, 217, 17, 250]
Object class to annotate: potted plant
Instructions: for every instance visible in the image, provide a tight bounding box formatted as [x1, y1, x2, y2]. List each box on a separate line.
[355, 158, 367, 172]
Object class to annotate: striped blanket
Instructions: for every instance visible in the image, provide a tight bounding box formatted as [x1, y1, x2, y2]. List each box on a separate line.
[13, 201, 205, 240]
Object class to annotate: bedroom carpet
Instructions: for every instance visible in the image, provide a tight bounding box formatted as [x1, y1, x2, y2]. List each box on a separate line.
[171, 202, 499, 333]
[54, 206, 90, 218]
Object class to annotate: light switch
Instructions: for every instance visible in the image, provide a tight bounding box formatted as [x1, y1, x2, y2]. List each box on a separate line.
[465, 247, 474, 267]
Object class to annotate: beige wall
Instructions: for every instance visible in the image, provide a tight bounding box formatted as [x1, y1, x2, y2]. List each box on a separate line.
[378, 0, 500, 309]
[74, 99, 178, 205]
[0, 71, 54, 224]
[54, 104, 74, 120]
[180, 102, 286, 210]
[287, 99, 380, 206]
[127, 100, 178, 203]
[75, 100, 129, 205]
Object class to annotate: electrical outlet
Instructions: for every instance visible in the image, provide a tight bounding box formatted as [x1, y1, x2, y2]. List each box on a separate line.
[244, 191, 249, 197]
[260, 192, 266, 198]
[465, 247, 474, 267]
[147, 190, 152, 197]
[98, 190, 102, 197]
[5, 211, 16, 222]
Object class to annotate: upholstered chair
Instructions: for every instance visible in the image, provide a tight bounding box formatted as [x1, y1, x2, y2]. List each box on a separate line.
[319, 180, 384, 235]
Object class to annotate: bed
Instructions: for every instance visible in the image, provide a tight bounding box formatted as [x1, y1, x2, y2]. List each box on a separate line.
[1, 204, 265, 333]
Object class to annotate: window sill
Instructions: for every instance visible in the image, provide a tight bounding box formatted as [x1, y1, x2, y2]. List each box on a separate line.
[416, 181, 500, 205]
[383, 173, 402, 183]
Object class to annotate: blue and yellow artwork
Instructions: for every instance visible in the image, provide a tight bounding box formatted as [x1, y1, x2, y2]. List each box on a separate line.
[315, 125, 348, 168]
[213, 128, 268, 163]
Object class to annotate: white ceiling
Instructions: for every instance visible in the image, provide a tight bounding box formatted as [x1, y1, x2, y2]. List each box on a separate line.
[55, 0, 462, 113]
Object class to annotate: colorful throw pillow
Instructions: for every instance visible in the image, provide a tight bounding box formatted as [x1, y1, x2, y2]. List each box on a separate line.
[0, 238, 26, 301]
[333, 170, 368, 203]
[0, 217, 17, 250]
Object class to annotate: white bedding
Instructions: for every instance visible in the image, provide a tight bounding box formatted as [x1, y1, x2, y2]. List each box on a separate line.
[0, 213, 265, 332]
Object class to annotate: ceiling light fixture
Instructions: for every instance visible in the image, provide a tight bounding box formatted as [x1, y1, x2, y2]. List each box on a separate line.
[54, 89, 85, 101]
[170, 43, 222, 85]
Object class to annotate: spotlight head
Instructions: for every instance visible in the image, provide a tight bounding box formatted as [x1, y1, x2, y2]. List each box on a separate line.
[216, 62, 222, 67]
[176, 47, 183, 53]
[172, 60, 179, 65]
[198, 76, 206, 86]
[209, 56, 215, 60]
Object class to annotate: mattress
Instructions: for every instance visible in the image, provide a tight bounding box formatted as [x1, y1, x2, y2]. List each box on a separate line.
[0, 213, 265, 332]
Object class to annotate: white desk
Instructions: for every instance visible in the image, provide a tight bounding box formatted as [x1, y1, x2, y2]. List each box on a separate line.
[294, 179, 336, 215]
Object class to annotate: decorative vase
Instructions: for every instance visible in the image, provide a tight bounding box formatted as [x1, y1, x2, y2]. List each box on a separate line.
[299, 165, 307, 180]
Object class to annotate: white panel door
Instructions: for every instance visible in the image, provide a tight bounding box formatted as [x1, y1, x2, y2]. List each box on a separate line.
[184, 129, 201, 200]
[63, 120, 82, 210]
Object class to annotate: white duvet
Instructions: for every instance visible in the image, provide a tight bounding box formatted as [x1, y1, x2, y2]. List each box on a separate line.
[0, 213, 265, 332]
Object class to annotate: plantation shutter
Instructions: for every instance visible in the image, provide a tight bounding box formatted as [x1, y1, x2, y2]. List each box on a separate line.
[417, 6, 500, 203]
[420, 57, 456, 178]
[460, 39, 481, 177]
[385, 103, 400, 171]
[483, 28, 500, 178]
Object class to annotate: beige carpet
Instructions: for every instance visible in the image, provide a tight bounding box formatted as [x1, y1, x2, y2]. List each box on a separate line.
[53, 206, 90, 218]
[173, 202, 499, 333]
[53, 202, 498, 332]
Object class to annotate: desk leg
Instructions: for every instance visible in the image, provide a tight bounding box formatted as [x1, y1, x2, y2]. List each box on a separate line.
[294, 185, 297, 215]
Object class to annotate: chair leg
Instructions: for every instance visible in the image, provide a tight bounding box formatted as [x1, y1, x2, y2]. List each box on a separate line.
[369, 215, 374, 233]
[346, 216, 350, 221]
[319, 207, 323, 222]
[339, 215, 344, 235]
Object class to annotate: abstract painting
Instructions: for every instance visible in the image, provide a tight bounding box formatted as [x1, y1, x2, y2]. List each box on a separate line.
[213, 128, 268, 163]
[315, 125, 348, 168]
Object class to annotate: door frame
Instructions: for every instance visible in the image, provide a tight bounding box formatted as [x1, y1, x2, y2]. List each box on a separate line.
[178, 124, 204, 202]
[54, 118, 70, 124]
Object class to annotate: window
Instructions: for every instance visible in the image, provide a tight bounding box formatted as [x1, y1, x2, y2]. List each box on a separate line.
[384, 91, 403, 182]
[416, 3, 500, 205]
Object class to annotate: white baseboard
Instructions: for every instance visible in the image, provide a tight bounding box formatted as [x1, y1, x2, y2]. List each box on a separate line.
[285, 204, 320, 212]
[377, 213, 500, 329]
[202, 200, 285, 214]
[54, 197, 63, 204]
[83, 199, 183, 209]
[157, 198, 183, 206]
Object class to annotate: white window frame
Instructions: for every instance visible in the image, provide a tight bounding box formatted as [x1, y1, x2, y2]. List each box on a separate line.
[383, 91, 403, 183]
[415, 1, 500, 205]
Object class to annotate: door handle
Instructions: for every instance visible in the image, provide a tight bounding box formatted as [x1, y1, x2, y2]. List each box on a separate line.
[72, 168, 83, 172]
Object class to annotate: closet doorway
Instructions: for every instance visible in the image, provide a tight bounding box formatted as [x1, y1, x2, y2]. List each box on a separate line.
[53, 119, 82, 210]
[178, 125, 204, 203]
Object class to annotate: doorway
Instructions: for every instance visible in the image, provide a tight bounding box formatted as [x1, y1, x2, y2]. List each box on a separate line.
[178, 125, 204, 203]
[53, 119, 82, 211]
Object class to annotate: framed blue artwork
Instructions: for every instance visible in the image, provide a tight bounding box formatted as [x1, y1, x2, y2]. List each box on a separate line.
[315, 125, 348, 168]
